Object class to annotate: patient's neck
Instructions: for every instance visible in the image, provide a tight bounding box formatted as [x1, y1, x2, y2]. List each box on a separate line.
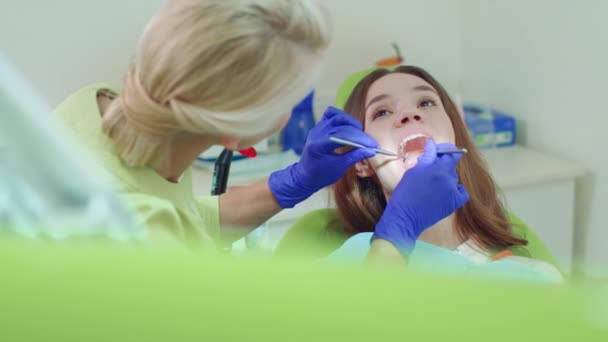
[418, 214, 465, 250]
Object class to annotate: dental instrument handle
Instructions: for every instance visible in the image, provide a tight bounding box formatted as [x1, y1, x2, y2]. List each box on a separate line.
[329, 136, 400, 157]
[211, 148, 233, 195]
[437, 148, 468, 155]
[329, 136, 467, 158]
[374, 149, 401, 157]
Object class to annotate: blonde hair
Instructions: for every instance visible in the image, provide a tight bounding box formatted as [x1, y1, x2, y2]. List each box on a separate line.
[103, 0, 330, 167]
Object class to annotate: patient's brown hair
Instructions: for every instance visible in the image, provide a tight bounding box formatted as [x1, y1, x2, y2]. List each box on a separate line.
[333, 65, 527, 251]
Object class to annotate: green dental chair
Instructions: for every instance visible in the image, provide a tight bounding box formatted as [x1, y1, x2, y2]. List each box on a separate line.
[274, 67, 560, 271]
[274, 208, 558, 269]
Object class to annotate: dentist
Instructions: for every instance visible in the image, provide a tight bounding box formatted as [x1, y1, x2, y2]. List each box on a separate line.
[56, 0, 468, 257]
[55, 0, 377, 250]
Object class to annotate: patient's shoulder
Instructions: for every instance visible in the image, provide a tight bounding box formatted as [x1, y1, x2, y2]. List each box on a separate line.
[501, 256, 564, 284]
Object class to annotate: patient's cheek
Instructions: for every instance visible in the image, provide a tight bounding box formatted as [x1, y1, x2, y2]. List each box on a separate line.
[372, 160, 404, 192]
[374, 151, 430, 193]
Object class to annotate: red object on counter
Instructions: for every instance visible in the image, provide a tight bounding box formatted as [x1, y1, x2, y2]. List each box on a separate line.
[238, 147, 257, 158]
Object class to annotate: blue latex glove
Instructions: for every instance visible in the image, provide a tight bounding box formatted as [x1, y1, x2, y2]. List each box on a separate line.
[372, 139, 470, 256]
[269, 106, 378, 208]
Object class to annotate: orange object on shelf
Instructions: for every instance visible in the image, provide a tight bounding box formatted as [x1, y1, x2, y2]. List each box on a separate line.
[375, 43, 404, 67]
[376, 56, 403, 67]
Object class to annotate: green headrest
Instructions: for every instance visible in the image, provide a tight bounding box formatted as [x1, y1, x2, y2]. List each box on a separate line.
[335, 66, 398, 110]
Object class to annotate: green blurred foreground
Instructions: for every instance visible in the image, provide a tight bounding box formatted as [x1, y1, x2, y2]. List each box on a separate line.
[2, 236, 607, 341]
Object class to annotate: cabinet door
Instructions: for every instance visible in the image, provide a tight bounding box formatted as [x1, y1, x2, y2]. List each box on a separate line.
[502, 180, 576, 274]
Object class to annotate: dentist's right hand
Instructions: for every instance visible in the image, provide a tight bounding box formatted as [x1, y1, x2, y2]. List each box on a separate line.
[372, 139, 470, 256]
[269, 106, 378, 209]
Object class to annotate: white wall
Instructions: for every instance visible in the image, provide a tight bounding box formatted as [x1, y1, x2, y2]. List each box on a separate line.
[1, 0, 462, 107]
[0, 0, 165, 106]
[460, 0, 608, 276]
[319, 0, 463, 100]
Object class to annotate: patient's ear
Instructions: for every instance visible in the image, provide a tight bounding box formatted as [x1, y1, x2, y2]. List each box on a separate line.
[355, 160, 375, 178]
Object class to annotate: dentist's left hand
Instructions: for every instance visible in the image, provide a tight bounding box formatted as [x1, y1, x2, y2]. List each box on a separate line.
[269, 106, 378, 208]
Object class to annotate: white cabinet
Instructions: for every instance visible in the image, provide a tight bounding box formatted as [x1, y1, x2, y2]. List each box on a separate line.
[192, 146, 584, 272]
[482, 146, 585, 273]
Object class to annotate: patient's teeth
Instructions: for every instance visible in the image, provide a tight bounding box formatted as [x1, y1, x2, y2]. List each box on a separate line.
[399, 134, 427, 156]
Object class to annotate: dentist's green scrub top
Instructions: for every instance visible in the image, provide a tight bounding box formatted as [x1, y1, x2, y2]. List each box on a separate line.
[54, 84, 220, 251]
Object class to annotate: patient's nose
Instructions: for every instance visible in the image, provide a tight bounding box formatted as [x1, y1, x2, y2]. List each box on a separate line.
[396, 112, 422, 127]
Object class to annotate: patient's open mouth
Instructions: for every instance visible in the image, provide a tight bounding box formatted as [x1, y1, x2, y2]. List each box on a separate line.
[399, 134, 428, 161]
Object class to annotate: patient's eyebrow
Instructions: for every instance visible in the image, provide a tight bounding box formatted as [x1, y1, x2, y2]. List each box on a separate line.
[366, 94, 389, 110]
[412, 85, 438, 95]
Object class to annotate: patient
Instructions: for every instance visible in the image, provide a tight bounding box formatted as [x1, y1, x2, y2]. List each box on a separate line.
[333, 65, 562, 281]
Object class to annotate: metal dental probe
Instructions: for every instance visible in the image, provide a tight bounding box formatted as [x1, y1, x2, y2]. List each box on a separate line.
[329, 136, 468, 157]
